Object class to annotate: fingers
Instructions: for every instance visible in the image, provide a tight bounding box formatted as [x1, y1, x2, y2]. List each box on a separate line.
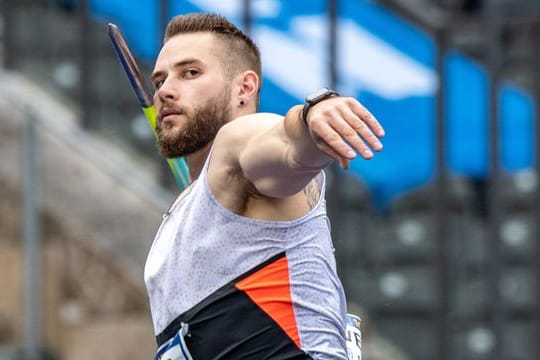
[307, 96, 386, 165]
[345, 97, 385, 138]
[312, 121, 357, 160]
[318, 111, 380, 160]
[339, 107, 383, 153]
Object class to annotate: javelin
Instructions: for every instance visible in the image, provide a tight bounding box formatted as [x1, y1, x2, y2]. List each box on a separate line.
[107, 23, 190, 189]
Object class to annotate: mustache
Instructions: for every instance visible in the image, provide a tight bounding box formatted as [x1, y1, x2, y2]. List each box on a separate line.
[157, 102, 184, 125]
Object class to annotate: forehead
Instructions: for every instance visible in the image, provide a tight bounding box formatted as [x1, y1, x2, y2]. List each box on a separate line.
[154, 32, 223, 70]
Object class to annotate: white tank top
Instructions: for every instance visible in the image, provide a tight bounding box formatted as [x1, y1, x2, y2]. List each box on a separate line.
[144, 154, 348, 359]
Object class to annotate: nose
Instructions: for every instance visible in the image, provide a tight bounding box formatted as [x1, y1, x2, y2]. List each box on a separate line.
[156, 78, 179, 103]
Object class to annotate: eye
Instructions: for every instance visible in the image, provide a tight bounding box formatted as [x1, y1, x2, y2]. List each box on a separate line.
[153, 79, 164, 90]
[183, 69, 200, 79]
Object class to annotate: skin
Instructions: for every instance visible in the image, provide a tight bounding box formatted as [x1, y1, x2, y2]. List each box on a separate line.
[152, 32, 385, 221]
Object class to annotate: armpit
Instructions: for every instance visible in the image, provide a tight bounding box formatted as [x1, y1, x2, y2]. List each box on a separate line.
[303, 179, 320, 211]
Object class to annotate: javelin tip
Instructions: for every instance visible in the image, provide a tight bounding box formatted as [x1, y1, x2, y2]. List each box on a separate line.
[107, 23, 119, 34]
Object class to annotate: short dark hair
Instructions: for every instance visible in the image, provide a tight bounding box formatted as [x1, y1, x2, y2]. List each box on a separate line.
[165, 13, 262, 98]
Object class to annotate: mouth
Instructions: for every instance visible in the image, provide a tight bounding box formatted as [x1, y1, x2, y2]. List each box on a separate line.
[159, 107, 183, 127]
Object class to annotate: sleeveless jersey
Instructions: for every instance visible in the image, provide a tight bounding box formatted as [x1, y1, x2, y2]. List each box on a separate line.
[144, 154, 347, 359]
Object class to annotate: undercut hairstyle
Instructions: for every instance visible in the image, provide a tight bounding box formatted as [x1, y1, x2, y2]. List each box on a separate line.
[165, 13, 262, 101]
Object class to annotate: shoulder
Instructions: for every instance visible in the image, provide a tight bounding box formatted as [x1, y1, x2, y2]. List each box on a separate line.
[215, 113, 283, 145]
[208, 112, 283, 174]
[211, 112, 283, 167]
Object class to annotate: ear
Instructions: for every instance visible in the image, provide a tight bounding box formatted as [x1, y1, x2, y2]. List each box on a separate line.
[235, 70, 259, 107]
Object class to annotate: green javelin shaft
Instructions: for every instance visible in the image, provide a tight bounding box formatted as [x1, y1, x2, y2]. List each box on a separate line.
[108, 23, 190, 189]
[143, 105, 190, 188]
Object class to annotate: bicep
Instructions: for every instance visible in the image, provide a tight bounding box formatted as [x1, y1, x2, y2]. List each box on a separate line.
[214, 114, 314, 198]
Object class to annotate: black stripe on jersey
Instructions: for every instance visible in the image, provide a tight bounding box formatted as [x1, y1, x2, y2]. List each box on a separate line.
[156, 252, 311, 359]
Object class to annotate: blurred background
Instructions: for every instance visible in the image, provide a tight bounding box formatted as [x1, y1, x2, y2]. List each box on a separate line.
[0, 0, 539, 359]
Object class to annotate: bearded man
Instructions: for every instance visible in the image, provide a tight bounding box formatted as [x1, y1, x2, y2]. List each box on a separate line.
[144, 13, 384, 360]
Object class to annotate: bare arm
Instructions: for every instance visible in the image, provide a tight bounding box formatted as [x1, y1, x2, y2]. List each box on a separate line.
[214, 97, 385, 198]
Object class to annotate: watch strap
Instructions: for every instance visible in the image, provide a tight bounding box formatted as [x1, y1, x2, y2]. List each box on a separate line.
[301, 88, 339, 125]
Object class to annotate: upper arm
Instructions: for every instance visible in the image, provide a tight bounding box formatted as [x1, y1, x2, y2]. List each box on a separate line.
[212, 113, 316, 198]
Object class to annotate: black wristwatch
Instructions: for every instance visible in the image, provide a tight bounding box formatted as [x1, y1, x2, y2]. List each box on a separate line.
[301, 87, 339, 125]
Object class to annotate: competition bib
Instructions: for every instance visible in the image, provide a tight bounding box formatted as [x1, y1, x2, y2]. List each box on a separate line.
[154, 323, 193, 360]
[346, 314, 362, 360]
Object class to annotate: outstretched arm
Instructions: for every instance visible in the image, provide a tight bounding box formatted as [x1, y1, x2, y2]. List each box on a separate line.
[214, 96, 385, 198]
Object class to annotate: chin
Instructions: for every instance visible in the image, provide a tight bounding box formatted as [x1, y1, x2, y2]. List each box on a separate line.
[160, 124, 182, 138]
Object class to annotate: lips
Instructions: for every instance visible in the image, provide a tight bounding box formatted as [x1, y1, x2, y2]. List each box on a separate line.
[159, 106, 183, 126]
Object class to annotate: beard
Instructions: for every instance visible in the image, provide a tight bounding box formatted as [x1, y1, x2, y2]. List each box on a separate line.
[156, 88, 232, 158]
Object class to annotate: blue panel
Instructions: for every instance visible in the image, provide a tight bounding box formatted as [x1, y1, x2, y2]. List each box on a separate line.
[348, 92, 434, 207]
[338, 0, 435, 206]
[446, 52, 489, 178]
[251, 0, 328, 111]
[171, 0, 245, 30]
[169, 0, 201, 17]
[258, 79, 298, 115]
[91, 0, 159, 62]
[500, 85, 535, 171]
[341, 0, 435, 67]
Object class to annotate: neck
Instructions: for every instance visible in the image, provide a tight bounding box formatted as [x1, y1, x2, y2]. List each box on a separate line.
[184, 142, 213, 182]
[236, 105, 256, 118]
[183, 107, 256, 182]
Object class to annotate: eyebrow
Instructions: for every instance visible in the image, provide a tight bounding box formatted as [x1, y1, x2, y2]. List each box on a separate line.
[151, 58, 202, 82]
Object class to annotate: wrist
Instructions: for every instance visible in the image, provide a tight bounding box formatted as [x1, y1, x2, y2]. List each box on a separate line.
[301, 88, 339, 126]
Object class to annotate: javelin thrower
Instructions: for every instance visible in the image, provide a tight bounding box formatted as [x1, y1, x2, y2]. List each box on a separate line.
[110, 14, 381, 360]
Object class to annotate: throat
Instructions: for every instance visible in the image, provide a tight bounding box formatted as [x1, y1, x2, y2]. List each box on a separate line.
[184, 143, 213, 182]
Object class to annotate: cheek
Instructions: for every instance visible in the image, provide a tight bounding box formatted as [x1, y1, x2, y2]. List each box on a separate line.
[153, 93, 162, 107]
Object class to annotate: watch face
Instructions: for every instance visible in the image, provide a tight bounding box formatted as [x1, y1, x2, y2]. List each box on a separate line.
[307, 87, 331, 103]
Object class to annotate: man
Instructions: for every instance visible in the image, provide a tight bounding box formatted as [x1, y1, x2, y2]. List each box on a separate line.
[144, 13, 384, 360]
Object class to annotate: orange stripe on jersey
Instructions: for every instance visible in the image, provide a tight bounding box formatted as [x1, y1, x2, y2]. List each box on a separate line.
[235, 256, 301, 349]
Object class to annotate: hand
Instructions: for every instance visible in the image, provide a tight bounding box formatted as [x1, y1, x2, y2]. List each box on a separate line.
[305, 96, 385, 169]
